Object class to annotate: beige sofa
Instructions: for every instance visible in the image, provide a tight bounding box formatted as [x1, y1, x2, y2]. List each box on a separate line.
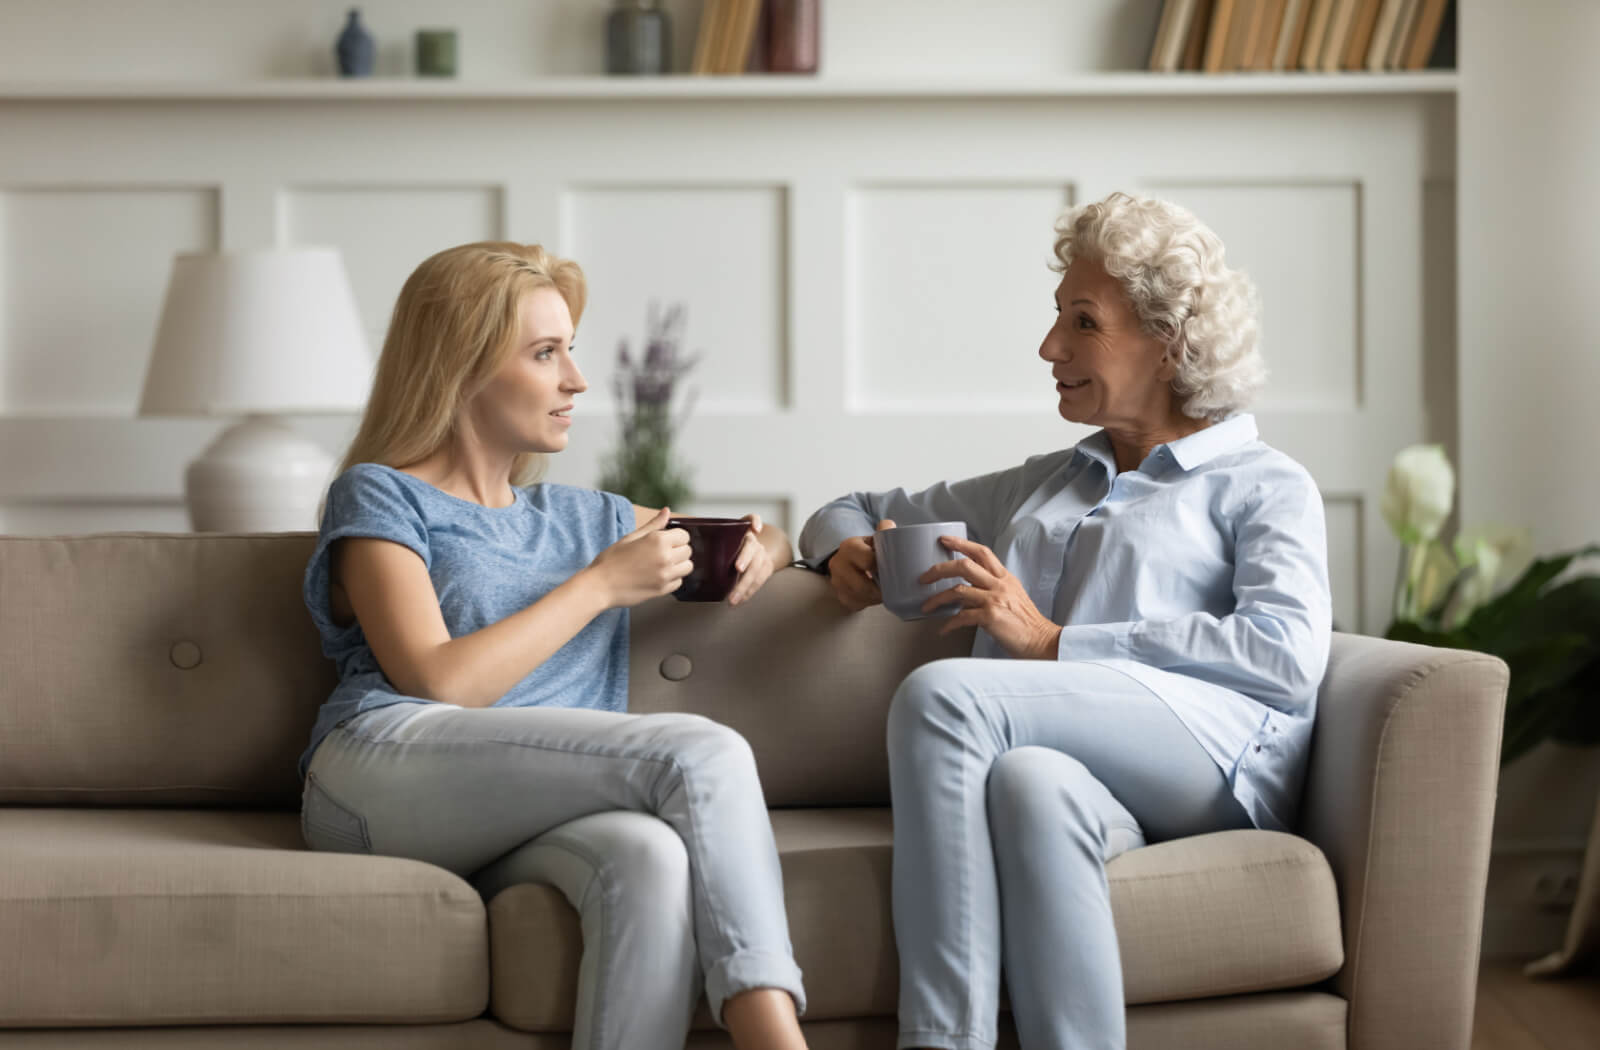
[0, 533, 1508, 1049]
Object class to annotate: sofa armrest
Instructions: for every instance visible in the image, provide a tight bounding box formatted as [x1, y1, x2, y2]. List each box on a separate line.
[1301, 632, 1508, 1050]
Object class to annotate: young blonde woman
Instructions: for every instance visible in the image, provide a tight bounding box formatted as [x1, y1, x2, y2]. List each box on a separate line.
[298, 242, 808, 1050]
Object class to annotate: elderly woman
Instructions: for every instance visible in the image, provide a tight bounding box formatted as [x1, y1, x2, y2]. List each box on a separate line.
[798, 192, 1331, 1050]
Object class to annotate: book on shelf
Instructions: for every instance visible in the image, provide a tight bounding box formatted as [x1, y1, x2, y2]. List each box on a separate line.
[1149, 0, 1178, 71]
[1366, 0, 1408, 71]
[1202, 0, 1237, 73]
[1251, 0, 1289, 70]
[1298, 0, 1335, 70]
[1318, 0, 1360, 72]
[1221, 0, 1259, 71]
[1341, 0, 1384, 70]
[690, 0, 760, 75]
[1181, 0, 1216, 70]
[1403, 0, 1453, 70]
[725, 0, 762, 74]
[1149, 0, 1202, 73]
[690, 0, 723, 74]
[1380, 0, 1421, 70]
[1272, 0, 1312, 71]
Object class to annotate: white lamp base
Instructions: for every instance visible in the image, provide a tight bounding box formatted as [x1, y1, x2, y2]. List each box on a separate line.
[185, 415, 336, 533]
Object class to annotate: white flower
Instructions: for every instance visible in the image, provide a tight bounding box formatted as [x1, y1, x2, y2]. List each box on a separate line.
[1382, 445, 1455, 545]
[1443, 526, 1534, 625]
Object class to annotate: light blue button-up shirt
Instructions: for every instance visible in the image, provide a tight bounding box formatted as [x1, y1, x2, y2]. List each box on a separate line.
[798, 413, 1332, 832]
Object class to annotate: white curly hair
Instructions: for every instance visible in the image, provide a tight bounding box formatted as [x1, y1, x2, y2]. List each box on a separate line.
[1051, 192, 1265, 422]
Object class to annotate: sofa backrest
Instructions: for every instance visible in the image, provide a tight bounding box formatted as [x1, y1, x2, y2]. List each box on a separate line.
[0, 533, 971, 809]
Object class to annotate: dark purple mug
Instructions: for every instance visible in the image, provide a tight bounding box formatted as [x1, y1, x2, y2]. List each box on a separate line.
[667, 517, 751, 602]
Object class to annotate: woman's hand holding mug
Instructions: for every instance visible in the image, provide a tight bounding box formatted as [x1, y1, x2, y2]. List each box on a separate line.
[587, 507, 693, 608]
[828, 519, 896, 612]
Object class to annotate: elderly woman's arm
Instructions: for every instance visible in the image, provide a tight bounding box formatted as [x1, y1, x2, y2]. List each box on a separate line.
[1054, 475, 1333, 712]
[797, 461, 1037, 569]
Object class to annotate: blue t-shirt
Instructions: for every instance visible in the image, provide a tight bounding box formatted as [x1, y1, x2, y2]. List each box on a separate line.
[298, 463, 635, 777]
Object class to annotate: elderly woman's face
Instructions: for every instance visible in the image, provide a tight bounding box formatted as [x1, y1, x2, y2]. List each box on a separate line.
[1040, 257, 1176, 432]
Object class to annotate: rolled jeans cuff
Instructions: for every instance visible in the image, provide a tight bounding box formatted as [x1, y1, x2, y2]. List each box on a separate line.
[705, 948, 806, 1026]
[896, 1027, 996, 1050]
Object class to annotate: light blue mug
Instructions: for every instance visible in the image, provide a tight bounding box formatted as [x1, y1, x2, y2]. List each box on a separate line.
[873, 521, 968, 621]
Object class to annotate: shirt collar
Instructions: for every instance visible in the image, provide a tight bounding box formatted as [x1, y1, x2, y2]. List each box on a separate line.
[1071, 413, 1258, 475]
[1163, 413, 1258, 472]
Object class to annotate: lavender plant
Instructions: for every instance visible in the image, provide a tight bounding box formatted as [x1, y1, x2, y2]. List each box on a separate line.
[597, 302, 699, 510]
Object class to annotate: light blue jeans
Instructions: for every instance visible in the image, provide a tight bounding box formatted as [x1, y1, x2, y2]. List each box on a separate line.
[887, 659, 1253, 1050]
[300, 701, 806, 1050]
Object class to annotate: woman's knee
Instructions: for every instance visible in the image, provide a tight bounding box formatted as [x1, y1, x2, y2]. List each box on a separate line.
[887, 659, 998, 758]
[986, 747, 1102, 841]
[592, 812, 691, 895]
[547, 810, 691, 908]
[649, 713, 758, 782]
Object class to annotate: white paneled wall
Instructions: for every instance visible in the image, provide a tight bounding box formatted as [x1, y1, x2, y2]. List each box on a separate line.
[0, 86, 1455, 636]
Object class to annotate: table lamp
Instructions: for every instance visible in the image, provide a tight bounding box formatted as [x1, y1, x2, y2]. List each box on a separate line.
[138, 248, 373, 532]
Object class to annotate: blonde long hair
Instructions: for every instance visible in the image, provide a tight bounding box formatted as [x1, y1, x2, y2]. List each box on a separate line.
[340, 242, 587, 486]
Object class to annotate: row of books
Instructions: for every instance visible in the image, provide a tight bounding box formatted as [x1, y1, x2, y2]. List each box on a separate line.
[691, 0, 762, 75]
[1147, 0, 1455, 74]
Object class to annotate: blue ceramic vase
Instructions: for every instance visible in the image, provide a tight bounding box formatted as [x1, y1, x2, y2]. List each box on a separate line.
[335, 9, 376, 77]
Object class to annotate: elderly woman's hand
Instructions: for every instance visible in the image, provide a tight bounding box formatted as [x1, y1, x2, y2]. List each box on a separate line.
[920, 536, 1063, 660]
[826, 519, 895, 612]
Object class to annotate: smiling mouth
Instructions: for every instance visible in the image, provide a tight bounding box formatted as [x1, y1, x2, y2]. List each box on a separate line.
[1057, 379, 1089, 391]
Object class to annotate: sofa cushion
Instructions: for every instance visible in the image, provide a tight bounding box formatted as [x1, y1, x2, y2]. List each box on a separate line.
[0, 534, 331, 807]
[486, 809, 1343, 1030]
[0, 810, 487, 1026]
[0, 537, 968, 809]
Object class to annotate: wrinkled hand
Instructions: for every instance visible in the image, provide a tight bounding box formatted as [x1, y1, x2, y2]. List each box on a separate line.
[587, 506, 693, 608]
[727, 514, 775, 606]
[920, 535, 1062, 660]
[827, 519, 895, 612]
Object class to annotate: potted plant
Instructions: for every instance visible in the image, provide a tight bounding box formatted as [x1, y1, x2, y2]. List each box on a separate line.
[1380, 444, 1600, 764]
[597, 302, 698, 510]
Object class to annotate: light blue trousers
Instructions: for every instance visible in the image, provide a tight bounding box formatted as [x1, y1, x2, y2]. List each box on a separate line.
[887, 659, 1252, 1050]
[300, 702, 805, 1050]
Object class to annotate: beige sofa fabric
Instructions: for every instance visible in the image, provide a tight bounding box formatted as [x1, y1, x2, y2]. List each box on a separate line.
[0, 993, 1346, 1050]
[1301, 636, 1508, 1050]
[627, 570, 975, 806]
[487, 810, 1342, 1031]
[0, 535, 1510, 1049]
[0, 534, 328, 807]
[0, 1023, 529, 1049]
[0, 809, 487, 1026]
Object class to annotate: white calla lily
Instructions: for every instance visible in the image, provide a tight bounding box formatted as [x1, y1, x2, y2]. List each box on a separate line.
[1381, 445, 1455, 545]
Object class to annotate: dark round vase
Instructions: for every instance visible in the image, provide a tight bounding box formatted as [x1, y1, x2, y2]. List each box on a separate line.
[336, 9, 376, 77]
[606, 2, 671, 76]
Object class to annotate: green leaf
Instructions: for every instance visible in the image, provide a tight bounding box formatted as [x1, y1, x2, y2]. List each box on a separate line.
[1464, 544, 1600, 642]
[1499, 633, 1591, 709]
[1492, 577, 1600, 656]
[1502, 685, 1585, 765]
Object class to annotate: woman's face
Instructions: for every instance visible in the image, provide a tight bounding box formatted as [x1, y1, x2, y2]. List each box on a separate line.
[468, 286, 588, 455]
[1039, 257, 1177, 433]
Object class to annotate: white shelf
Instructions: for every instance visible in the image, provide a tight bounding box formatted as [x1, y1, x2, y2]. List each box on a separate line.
[0, 72, 1459, 102]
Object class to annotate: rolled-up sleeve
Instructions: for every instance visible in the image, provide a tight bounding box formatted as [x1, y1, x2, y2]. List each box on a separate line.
[1055, 474, 1333, 712]
[797, 465, 1026, 571]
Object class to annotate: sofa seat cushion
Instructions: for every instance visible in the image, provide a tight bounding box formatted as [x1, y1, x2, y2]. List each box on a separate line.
[486, 809, 1343, 1030]
[0, 809, 487, 1026]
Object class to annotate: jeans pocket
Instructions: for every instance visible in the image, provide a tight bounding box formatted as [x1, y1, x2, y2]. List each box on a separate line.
[301, 772, 373, 854]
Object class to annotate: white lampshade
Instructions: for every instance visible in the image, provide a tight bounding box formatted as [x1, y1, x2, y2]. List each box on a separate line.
[139, 247, 372, 416]
[138, 248, 373, 533]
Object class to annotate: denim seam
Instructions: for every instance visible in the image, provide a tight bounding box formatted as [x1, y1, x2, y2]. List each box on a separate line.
[660, 757, 737, 961]
[528, 838, 611, 1048]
